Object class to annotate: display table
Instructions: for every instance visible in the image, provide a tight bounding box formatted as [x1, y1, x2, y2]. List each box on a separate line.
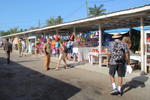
[88, 52, 108, 66]
[88, 52, 99, 64]
[73, 47, 97, 62]
[130, 55, 141, 62]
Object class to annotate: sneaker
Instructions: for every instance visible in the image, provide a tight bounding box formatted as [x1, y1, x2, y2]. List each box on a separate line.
[110, 88, 119, 95]
[117, 91, 123, 96]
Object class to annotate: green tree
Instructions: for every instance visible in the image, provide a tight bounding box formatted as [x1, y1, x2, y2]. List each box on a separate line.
[0, 27, 25, 36]
[46, 16, 63, 26]
[7, 27, 19, 34]
[56, 16, 63, 24]
[88, 4, 106, 16]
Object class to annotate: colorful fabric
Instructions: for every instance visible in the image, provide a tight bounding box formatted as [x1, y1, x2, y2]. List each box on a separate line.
[51, 40, 56, 49]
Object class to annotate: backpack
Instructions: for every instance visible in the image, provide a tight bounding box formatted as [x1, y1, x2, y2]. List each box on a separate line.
[4, 42, 12, 52]
[111, 42, 125, 62]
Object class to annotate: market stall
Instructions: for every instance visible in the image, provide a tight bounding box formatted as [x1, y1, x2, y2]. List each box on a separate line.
[1, 5, 150, 73]
[72, 31, 99, 62]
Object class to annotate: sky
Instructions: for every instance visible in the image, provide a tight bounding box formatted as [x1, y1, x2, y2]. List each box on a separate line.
[0, 0, 150, 31]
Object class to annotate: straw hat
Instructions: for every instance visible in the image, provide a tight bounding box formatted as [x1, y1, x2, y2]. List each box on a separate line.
[112, 33, 122, 39]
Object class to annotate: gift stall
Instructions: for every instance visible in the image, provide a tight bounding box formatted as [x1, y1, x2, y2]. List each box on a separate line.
[73, 32, 99, 62]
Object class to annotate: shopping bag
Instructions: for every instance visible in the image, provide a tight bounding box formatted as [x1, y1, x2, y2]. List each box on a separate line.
[126, 65, 133, 74]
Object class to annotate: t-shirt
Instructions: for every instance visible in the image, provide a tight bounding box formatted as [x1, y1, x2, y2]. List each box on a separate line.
[108, 39, 129, 65]
[18, 42, 22, 49]
[4, 42, 12, 52]
[55, 42, 60, 48]
[45, 42, 51, 54]
[21, 41, 26, 49]
[67, 41, 73, 49]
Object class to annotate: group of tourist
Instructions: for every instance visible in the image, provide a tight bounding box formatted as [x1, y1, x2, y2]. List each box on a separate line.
[4, 34, 75, 71]
[44, 36, 75, 70]
[43, 38, 70, 71]
[2, 33, 132, 96]
[35, 37, 74, 60]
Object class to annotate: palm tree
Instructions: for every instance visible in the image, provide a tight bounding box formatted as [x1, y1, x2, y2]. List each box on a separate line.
[56, 16, 63, 24]
[46, 16, 63, 26]
[88, 4, 106, 16]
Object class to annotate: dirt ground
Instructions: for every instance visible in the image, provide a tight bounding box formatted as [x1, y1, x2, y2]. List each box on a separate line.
[0, 49, 150, 100]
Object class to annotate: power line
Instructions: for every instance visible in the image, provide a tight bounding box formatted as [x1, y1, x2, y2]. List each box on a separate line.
[88, 0, 116, 3]
[86, 0, 89, 17]
[63, 2, 85, 20]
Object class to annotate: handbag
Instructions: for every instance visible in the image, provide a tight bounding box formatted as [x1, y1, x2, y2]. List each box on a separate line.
[126, 65, 133, 74]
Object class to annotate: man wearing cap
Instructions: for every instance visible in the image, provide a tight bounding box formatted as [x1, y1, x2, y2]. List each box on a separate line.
[108, 34, 130, 96]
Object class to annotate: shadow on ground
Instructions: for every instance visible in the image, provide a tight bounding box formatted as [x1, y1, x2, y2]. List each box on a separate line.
[0, 57, 81, 100]
[122, 75, 149, 95]
[15, 59, 39, 63]
[69, 60, 89, 68]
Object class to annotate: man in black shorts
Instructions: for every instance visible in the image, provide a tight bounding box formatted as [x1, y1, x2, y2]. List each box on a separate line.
[108, 34, 130, 96]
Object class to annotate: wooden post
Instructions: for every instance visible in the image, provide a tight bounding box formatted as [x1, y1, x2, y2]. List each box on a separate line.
[56, 29, 58, 34]
[140, 17, 146, 73]
[73, 26, 76, 41]
[99, 24, 102, 67]
[35, 34, 37, 55]
[73, 27, 76, 35]
[129, 27, 132, 36]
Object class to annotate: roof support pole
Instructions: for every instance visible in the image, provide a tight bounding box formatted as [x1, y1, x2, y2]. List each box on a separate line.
[35, 33, 37, 55]
[129, 27, 132, 36]
[73, 26, 76, 41]
[73, 26, 76, 35]
[56, 29, 58, 34]
[98, 24, 102, 67]
[140, 17, 146, 74]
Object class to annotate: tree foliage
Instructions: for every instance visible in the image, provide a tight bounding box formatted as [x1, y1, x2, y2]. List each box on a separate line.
[0, 27, 25, 36]
[46, 16, 63, 26]
[88, 4, 106, 16]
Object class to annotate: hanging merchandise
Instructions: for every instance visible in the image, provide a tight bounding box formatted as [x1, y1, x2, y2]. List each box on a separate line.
[90, 34, 93, 38]
[79, 33, 82, 36]
[55, 34, 59, 41]
[95, 32, 99, 36]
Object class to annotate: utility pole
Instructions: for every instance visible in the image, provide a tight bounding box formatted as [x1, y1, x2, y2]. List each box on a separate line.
[86, 0, 89, 17]
[38, 19, 41, 28]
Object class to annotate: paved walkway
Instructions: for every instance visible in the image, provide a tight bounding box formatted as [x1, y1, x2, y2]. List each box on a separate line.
[0, 49, 150, 100]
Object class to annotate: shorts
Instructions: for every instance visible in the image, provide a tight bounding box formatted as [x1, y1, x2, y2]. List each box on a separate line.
[109, 63, 126, 77]
[59, 53, 65, 60]
[67, 48, 72, 53]
[55, 48, 59, 54]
